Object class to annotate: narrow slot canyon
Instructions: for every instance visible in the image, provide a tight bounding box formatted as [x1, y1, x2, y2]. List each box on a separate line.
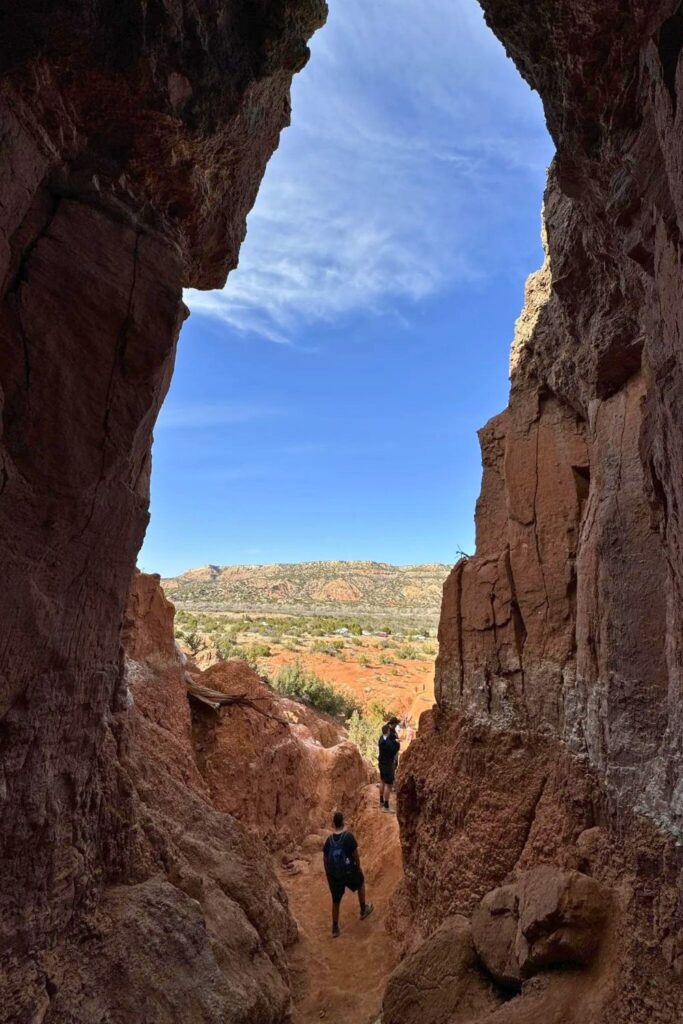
[1, 2, 683, 1024]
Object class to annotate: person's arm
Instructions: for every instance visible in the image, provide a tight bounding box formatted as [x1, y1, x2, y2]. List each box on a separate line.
[348, 833, 360, 869]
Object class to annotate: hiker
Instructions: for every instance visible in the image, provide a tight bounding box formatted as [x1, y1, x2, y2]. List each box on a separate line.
[323, 811, 374, 938]
[378, 717, 400, 811]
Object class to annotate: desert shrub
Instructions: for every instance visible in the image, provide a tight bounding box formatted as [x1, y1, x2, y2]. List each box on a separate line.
[244, 641, 271, 663]
[216, 637, 240, 660]
[396, 645, 420, 661]
[270, 661, 359, 718]
[183, 630, 202, 655]
[379, 653, 394, 666]
[357, 654, 371, 668]
[311, 638, 344, 657]
[347, 701, 398, 762]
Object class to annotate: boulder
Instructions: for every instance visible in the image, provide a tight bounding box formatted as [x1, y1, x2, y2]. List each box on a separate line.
[472, 868, 609, 987]
[382, 915, 502, 1024]
[471, 884, 522, 988]
[516, 866, 609, 976]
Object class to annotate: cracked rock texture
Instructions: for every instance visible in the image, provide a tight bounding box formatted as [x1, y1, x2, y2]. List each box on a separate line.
[190, 658, 373, 851]
[0, 2, 325, 1019]
[397, 2, 683, 1021]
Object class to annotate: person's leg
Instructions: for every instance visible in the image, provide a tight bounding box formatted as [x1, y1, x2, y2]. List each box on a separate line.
[357, 879, 374, 919]
[332, 899, 341, 935]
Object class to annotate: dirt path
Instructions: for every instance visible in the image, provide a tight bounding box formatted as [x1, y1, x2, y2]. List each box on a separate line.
[279, 785, 403, 1024]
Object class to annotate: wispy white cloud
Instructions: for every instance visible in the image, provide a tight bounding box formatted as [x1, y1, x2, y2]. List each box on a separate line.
[186, 0, 552, 343]
[156, 402, 279, 429]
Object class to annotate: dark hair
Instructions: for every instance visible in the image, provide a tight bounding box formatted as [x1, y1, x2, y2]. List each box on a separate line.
[381, 724, 390, 735]
[333, 811, 344, 829]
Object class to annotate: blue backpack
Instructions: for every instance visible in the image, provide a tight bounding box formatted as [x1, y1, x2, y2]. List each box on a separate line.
[327, 833, 351, 880]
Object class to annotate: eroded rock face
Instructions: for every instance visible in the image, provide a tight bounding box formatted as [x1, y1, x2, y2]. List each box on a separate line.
[0, 2, 325, 1016]
[398, 4, 683, 1019]
[5, 571, 299, 1023]
[189, 659, 373, 850]
[11, 569, 372, 1023]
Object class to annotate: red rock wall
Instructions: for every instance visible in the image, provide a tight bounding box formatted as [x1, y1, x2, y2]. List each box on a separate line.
[0, 2, 325, 1018]
[398, 2, 683, 1020]
[190, 659, 373, 850]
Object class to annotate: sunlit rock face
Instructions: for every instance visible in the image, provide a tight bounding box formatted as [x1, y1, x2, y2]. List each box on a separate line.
[0, 2, 325, 1019]
[398, 3, 683, 1021]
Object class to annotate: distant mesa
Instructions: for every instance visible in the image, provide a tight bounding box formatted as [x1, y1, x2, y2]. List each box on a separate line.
[162, 559, 452, 625]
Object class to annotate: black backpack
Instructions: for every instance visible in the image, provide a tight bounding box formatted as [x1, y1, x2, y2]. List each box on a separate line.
[327, 833, 351, 880]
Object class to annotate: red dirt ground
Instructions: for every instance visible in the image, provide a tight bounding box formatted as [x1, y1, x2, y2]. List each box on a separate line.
[263, 645, 434, 723]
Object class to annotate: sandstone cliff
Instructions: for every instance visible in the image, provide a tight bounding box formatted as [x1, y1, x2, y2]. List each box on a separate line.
[3, 569, 371, 1022]
[0, 3, 326, 1014]
[396, 3, 683, 1022]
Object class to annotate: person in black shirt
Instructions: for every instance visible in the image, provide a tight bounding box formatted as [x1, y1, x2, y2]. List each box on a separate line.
[322, 811, 374, 937]
[378, 719, 400, 811]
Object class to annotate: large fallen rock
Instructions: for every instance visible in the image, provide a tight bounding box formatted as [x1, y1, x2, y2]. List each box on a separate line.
[472, 867, 609, 988]
[470, 884, 521, 989]
[382, 915, 502, 1024]
[515, 866, 608, 976]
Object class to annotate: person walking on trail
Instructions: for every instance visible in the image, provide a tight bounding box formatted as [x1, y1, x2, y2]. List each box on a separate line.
[378, 717, 400, 812]
[323, 811, 374, 938]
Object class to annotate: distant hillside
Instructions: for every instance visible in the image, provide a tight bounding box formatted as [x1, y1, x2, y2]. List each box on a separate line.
[161, 560, 452, 626]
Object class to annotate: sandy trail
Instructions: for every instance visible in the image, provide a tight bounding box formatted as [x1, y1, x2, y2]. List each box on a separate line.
[279, 785, 403, 1024]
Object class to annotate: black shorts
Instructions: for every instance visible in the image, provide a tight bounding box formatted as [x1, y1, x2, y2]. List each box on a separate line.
[379, 764, 395, 785]
[327, 868, 364, 904]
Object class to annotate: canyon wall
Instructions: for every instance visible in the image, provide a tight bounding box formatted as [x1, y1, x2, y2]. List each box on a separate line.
[0, 2, 326, 1019]
[397, 2, 683, 1021]
[4, 563, 370, 1022]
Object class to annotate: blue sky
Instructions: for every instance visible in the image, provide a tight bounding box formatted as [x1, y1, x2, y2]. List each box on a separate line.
[139, 0, 553, 578]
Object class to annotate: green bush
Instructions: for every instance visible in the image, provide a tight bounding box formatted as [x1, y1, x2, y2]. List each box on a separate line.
[311, 638, 344, 657]
[357, 654, 371, 668]
[379, 653, 394, 666]
[183, 630, 202, 655]
[270, 661, 359, 719]
[347, 702, 398, 762]
[396, 645, 420, 661]
[216, 638, 240, 660]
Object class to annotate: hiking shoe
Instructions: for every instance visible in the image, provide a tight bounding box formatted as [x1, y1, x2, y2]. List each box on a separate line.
[360, 903, 374, 921]
[332, 924, 340, 938]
